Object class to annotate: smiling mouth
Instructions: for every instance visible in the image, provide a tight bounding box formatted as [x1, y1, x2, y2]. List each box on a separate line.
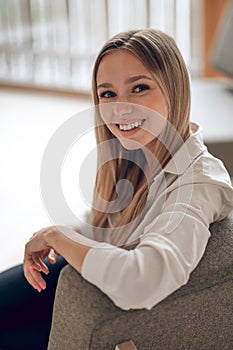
[117, 120, 144, 131]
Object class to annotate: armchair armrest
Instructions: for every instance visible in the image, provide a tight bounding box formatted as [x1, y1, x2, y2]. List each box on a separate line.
[48, 216, 233, 350]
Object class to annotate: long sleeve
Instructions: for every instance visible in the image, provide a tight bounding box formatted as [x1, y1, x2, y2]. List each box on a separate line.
[82, 179, 233, 310]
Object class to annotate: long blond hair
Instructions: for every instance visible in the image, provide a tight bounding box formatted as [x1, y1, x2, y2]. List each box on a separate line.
[91, 29, 191, 244]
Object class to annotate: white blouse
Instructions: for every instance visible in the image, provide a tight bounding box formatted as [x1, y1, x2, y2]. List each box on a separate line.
[81, 123, 233, 310]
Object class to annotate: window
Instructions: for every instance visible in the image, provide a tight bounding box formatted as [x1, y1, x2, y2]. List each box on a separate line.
[0, 0, 203, 93]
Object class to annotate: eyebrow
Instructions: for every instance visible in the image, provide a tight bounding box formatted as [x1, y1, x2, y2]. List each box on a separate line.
[97, 75, 153, 90]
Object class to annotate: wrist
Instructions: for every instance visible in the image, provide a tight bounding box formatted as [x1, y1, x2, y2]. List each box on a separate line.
[44, 227, 60, 249]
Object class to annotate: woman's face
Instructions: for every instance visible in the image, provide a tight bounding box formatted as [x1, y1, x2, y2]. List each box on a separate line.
[96, 50, 168, 150]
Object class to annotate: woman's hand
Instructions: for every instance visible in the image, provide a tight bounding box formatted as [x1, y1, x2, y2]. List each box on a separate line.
[23, 226, 60, 293]
[24, 225, 95, 292]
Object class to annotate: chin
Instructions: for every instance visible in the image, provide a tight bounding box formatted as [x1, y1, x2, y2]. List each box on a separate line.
[119, 139, 144, 151]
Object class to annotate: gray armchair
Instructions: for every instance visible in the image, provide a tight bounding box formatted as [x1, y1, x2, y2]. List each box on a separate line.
[48, 216, 233, 350]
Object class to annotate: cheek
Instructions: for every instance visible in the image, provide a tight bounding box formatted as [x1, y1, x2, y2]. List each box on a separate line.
[144, 94, 168, 120]
[98, 103, 114, 125]
[97, 106, 118, 137]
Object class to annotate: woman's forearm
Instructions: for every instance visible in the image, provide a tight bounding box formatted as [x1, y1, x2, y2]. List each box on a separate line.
[45, 226, 98, 273]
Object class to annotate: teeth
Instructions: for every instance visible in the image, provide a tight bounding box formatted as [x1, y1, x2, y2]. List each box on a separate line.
[119, 120, 142, 131]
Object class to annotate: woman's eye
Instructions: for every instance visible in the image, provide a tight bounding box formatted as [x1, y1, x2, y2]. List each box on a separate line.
[133, 84, 149, 93]
[99, 91, 116, 99]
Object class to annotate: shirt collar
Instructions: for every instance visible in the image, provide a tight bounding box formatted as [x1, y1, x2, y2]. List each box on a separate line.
[164, 122, 207, 175]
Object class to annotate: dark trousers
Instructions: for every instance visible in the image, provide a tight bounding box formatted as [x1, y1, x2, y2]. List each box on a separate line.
[0, 257, 67, 350]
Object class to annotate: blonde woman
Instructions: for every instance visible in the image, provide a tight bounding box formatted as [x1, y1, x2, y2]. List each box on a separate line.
[1, 29, 232, 349]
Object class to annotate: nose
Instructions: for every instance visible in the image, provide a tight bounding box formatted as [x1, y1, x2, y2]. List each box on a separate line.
[113, 101, 133, 119]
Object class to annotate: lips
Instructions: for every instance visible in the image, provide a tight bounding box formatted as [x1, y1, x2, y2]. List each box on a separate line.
[116, 119, 145, 131]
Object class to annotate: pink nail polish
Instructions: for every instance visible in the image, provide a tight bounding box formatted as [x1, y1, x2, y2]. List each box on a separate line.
[29, 266, 34, 272]
[35, 285, 42, 292]
[39, 282, 46, 290]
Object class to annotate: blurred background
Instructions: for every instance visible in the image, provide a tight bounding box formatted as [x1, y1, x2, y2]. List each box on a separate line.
[1, 0, 233, 271]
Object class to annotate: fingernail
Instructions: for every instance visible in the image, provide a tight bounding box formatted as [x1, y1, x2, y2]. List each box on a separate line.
[35, 285, 42, 292]
[39, 282, 46, 290]
[29, 266, 34, 272]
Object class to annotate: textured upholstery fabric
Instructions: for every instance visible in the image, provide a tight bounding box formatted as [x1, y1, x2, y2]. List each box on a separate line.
[48, 216, 233, 350]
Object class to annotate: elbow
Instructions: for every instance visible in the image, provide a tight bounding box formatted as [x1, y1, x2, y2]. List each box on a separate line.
[102, 249, 169, 310]
[104, 247, 191, 311]
[100, 250, 155, 310]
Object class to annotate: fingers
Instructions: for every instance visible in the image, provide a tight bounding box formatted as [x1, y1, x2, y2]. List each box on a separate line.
[30, 256, 43, 272]
[24, 254, 49, 293]
[28, 266, 47, 292]
[48, 248, 58, 264]
[32, 253, 50, 275]
[24, 265, 47, 293]
[30, 259, 49, 276]
[24, 225, 61, 291]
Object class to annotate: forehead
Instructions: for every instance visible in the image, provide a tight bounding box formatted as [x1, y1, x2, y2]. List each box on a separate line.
[96, 50, 152, 82]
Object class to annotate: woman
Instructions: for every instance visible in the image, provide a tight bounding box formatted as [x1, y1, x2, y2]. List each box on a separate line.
[0, 29, 232, 349]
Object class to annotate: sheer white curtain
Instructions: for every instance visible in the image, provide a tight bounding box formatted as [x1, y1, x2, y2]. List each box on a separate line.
[0, 0, 203, 92]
